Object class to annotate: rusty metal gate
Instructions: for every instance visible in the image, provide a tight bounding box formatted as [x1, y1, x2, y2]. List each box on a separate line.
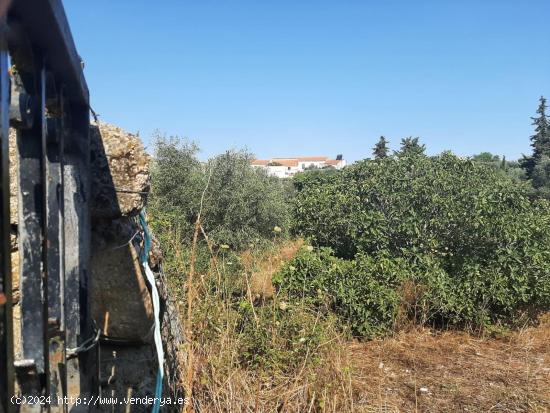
[0, 0, 95, 411]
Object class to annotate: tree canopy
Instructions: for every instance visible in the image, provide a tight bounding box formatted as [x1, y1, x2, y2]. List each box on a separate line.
[394, 137, 426, 158]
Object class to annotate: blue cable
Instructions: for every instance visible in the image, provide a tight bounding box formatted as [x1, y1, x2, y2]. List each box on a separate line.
[139, 210, 164, 413]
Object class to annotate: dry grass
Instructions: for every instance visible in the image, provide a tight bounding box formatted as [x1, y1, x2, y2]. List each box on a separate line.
[190, 317, 550, 413]
[190, 319, 354, 412]
[242, 239, 304, 302]
[347, 316, 550, 413]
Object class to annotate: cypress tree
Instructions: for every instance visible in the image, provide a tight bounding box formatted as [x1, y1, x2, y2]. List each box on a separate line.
[372, 136, 389, 159]
[531, 96, 550, 157]
[521, 96, 550, 178]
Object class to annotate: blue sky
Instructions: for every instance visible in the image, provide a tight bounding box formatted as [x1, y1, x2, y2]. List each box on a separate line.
[65, 0, 550, 162]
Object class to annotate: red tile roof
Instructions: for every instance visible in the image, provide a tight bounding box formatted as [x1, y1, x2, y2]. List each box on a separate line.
[270, 159, 299, 167]
[251, 159, 269, 166]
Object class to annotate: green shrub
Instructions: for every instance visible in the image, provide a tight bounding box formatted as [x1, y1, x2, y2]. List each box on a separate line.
[203, 151, 291, 249]
[287, 153, 550, 334]
[276, 247, 407, 337]
[150, 134, 291, 250]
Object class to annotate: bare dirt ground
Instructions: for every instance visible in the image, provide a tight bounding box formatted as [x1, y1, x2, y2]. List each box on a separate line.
[347, 317, 550, 413]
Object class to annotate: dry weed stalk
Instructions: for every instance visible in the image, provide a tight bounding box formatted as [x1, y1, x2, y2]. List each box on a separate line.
[183, 170, 211, 413]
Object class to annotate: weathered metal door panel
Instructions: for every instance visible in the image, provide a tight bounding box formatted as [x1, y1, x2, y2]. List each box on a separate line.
[0, 1, 92, 412]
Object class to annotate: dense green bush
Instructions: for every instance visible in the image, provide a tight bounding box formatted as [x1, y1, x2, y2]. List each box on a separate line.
[285, 153, 550, 335]
[275, 247, 408, 336]
[150, 134, 291, 250]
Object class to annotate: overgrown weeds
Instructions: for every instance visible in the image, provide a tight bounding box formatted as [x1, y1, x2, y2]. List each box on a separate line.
[160, 228, 360, 412]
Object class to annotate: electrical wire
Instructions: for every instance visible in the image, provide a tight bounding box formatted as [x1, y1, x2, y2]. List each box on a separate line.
[138, 210, 164, 413]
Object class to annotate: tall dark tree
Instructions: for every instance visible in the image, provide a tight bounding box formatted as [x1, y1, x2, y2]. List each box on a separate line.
[395, 137, 426, 158]
[521, 96, 550, 178]
[372, 136, 389, 159]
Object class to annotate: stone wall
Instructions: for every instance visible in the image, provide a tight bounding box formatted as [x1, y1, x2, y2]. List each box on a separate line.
[89, 122, 185, 408]
[89, 122, 153, 342]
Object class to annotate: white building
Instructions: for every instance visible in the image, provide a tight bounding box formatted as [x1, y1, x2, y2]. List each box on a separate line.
[251, 155, 346, 178]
